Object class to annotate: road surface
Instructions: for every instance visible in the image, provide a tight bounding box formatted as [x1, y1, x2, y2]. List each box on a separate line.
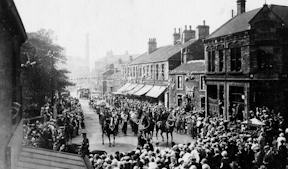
[72, 99, 194, 154]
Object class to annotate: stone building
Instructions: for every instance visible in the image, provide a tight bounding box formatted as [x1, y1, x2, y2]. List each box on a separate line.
[204, 1, 288, 120]
[169, 60, 205, 111]
[117, 23, 209, 107]
[0, 0, 27, 168]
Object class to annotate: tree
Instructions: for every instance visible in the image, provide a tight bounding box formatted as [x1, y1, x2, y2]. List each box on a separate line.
[21, 29, 74, 114]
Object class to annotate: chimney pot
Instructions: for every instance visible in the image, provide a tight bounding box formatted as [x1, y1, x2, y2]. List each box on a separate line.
[178, 28, 181, 33]
[185, 25, 187, 30]
[174, 28, 176, 33]
[189, 25, 192, 30]
[237, 0, 246, 15]
[203, 20, 206, 26]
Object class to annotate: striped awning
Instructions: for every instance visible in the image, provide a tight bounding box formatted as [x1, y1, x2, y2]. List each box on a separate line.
[114, 83, 131, 94]
[134, 85, 153, 96]
[127, 84, 145, 95]
[145, 85, 167, 98]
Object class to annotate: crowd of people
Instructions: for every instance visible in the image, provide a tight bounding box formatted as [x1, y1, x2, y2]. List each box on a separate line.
[22, 96, 85, 153]
[88, 96, 288, 169]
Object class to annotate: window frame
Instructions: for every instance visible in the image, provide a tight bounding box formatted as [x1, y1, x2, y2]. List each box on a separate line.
[230, 47, 242, 72]
[176, 75, 183, 90]
[199, 75, 205, 91]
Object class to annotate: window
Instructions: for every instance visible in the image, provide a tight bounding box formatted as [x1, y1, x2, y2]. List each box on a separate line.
[257, 47, 273, 70]
[150, 65, 153, 79]
[199, 75, 205, 91]
[177, 95, 183, 106]
[161, 64, 165, 80]
[176, 75, 183, 89]
[230, 47, 242, 72]
[156, 64, 159, 80]
[208, 51, 216, 72]
[219, 50, 224, 72]
[201, 97, 205, 109]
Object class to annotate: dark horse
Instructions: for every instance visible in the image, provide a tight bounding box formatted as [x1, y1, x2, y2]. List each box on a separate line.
[139, 114, 155, 139]
[99, 113, 119, 147]
[156, 114, 175, 144]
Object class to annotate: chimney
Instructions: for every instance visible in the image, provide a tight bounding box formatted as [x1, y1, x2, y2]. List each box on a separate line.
[148, 38, 157, 54]
[173, 28, 181, 45]
[182, 25, 196, 43]
[197, 20, 210, 39]
[237, 0, 246, 15]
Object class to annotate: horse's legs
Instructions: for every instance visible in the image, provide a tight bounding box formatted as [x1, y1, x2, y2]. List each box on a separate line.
[108, 134, 111, 147]
[102, 132, 104, 145]
[113, 134, 115, 147]
[166, 132, 169, 145]
[170, 131, 173, 142]
[161, 131, 164, 142]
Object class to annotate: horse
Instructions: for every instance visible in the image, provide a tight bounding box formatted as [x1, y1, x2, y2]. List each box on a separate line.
[156, 115, 176, 144]
[139, 114, 155, 139]
[99, 112, 119, 147]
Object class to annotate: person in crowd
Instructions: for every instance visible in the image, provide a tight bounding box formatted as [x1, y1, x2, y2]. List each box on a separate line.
[81, 132, 89, 157]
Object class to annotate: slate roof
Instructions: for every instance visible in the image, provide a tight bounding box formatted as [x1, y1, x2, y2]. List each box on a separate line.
[170, 60, 205, 75]
[129, 39, 199, 65]
[208, 4, 288, 39]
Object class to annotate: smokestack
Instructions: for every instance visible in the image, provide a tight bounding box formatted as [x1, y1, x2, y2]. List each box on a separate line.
[182, 25, 195, 43]
[173, 28, 181, 45]
[197, 20, 210, 39]
[148, 38, 157, 54]
[237, 0, 246, 15]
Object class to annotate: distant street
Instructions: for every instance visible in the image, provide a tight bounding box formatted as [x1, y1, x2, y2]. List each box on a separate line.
[72, 99, 194, 154]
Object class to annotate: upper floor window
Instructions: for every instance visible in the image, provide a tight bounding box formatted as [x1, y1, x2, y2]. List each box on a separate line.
[161, 64, 165, 80]
[146, 65, 149, 77]
[257, 47, 273, 71]
[219, 50, 224, 72]
[208, 51, 216, 72]
[176, 75, 183, 90]
[230, 47, 242, 72]
[199, 75, 205, 91]
[156, 64, 159, 80]
[150, 65, 153, 79]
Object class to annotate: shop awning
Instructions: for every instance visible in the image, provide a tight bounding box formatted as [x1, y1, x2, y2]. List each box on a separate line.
[114, 83, 131, 94]
[122, 83, 137, 94]
[145, 85, 167, 98]
[134, 85, 154, 96]
[127, 84, 145, 95]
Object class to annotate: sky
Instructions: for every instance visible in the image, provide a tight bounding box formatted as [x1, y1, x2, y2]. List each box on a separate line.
[14, 0, 288, 65]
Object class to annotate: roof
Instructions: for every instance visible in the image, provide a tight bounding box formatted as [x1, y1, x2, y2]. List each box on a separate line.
[208, 8, 261, 39]
[129, 39, 198, 65]
[2, 0, 27, 42]
[208, 4, 288, 39]
[170, 60, 205, 75]
[269, 5, 288, 26]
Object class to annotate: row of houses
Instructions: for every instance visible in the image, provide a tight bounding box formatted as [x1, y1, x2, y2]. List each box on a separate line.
[102, 0, 288, 121]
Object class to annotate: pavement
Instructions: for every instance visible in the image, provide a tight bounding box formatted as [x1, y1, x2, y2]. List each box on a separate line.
[72, 99, 194, 154]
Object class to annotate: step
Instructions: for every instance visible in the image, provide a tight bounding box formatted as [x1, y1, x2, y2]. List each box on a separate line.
[20, 151, 84, 166]
[17, 161, 66, 169]
[19, 156, 86, 169]
[22, 147, 82, 160]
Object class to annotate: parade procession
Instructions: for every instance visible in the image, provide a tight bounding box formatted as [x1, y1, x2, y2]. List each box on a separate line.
[1, 0, 288, 169]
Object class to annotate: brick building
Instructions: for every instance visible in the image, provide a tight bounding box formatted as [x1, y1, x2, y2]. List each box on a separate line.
[0, 0, 27, 168]
[117, 23, 209, 107]
[169, 60, 205, 111]
[204, 1, 288, 120]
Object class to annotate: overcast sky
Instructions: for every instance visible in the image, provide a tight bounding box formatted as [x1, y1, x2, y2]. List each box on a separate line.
[14, 0, 288, 64]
